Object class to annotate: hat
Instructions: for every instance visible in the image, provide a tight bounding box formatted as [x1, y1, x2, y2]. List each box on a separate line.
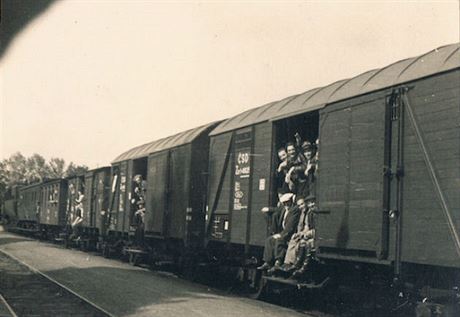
[302, 141, 314, 151]
[305, 194, 316, 201]
[280, 193, 294, 203]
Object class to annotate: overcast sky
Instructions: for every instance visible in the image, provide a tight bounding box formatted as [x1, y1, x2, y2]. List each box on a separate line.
[1, 0, 459, 169]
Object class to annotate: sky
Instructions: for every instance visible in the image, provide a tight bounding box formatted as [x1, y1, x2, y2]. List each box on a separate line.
[1, 0, 459, 169]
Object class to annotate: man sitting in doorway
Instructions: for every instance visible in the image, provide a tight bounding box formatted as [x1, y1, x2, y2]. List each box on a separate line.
[281, 195, 316, 276]
[257, 193, 300, 274]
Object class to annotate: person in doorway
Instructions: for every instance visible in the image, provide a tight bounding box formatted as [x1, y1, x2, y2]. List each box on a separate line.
[257, 193, 300, 274]
[302, 141, 318, 197]
[70, 189, 85, 240]
[133, 201, 146, 246]
[275, 147, 290, 199]
[290, 195, 317, 279]
[281, 195, 316, 274]
[285, 142, 307, 197]
[131, 174, 146, 206]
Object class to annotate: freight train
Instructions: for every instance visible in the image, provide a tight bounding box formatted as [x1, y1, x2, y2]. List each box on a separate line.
[2, 43, 459, 316]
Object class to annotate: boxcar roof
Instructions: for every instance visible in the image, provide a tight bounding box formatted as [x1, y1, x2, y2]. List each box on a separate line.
[112, 121, 220, 163]
[210, 42, 460, 136]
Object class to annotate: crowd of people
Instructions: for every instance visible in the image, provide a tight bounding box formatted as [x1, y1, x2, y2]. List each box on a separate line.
[257, 133, 319, 280]
[276, 133, 318, 199]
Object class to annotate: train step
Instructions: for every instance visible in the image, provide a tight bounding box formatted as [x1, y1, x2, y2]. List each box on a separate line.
[263, 275, 330, 290]
[13, 227, 38, 233]
[124, 248, 148, 254]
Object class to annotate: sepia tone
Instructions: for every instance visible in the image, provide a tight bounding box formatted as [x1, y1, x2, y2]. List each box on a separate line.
[0, 1, 459, 317]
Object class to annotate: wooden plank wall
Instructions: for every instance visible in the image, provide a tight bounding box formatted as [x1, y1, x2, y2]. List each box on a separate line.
[115, 161, 128, 232]
[95, 168, 111, 231]
[317, 91, 387, 255]
[108, 166, 119, 231]
[83, 173, 93, 227]
[145, 151, 169, 234]
[189, 133, 212, 246]
[230, 127, 252, 245]
[39, 180, 67, 226]
[168, 145, 191, 239]
[18, 185, 41, 221]
[207, 133, 233, 241]
[123, 160, 133, 232]
[249, 122, 273, 246]
[401, 70, 460, 268]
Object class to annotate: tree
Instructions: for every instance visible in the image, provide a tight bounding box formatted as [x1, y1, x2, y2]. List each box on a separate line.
[0, 153, 89, 205]
[0, 152, 28, 206]
[65, 162, 89, 177]
[48, 157, 66, 178]
[25, 153, 50, 183]
[2, 152, 28, 186]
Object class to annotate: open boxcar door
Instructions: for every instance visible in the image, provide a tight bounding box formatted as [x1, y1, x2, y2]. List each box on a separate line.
[145, 151, 170, 236]
[316, 92, 389, 262]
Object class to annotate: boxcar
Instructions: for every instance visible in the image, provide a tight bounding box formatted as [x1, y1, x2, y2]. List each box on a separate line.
[206, 43, 460, 302]
[39, 179, 67, 237]
[83, 167, 111, 237]
[108, 122, 220, 262]
[17, 183, 41, 230]
[65, 174, 86, 227]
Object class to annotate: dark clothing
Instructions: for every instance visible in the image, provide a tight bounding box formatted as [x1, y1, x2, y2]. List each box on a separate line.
[131, 180, 146, 225]
[305, 156, 318, 197]
[272, 205, 301, 241]
[275, 164, 290, 195]
[263, 205, 300, 264]
[132, 180, 146, 205]
[284, 206, 317, 265]
[286, 154, 307, 196]
[134, 222, 145, 246]
[133, 208, 145, 246]
[263, 236, 289, 264]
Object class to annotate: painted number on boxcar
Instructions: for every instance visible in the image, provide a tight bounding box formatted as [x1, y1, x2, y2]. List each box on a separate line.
[234, 149, 251, 211]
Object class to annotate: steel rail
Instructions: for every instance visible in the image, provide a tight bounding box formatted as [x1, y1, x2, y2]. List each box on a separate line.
[0, 294, 18, 317]
[0, 249, 116, 317]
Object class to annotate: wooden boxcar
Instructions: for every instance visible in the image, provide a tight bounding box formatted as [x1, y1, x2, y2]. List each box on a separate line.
[39, 179, 67, 235]
[17, 183, 41, 229]
[206, 43, 460, 299]
[109, 122, 220, 258]
[65, 175, 86, 228]
[83, 167, 111, 236]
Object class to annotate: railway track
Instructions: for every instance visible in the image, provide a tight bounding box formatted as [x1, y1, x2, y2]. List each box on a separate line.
[0, 250, 112, 317]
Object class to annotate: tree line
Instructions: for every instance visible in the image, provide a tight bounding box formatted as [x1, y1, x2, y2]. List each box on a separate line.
[0, 152, 89, 202]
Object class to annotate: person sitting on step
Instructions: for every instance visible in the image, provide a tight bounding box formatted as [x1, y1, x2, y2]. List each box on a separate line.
[289, 195, 317, 279]
[257, 193, 300, 274]
[281, 195, 316, 274]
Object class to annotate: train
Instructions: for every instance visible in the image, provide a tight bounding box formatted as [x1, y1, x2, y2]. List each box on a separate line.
[2, 43, 459, 316]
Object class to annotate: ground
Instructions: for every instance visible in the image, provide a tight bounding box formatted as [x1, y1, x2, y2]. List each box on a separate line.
[0, 230, 311, 317]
